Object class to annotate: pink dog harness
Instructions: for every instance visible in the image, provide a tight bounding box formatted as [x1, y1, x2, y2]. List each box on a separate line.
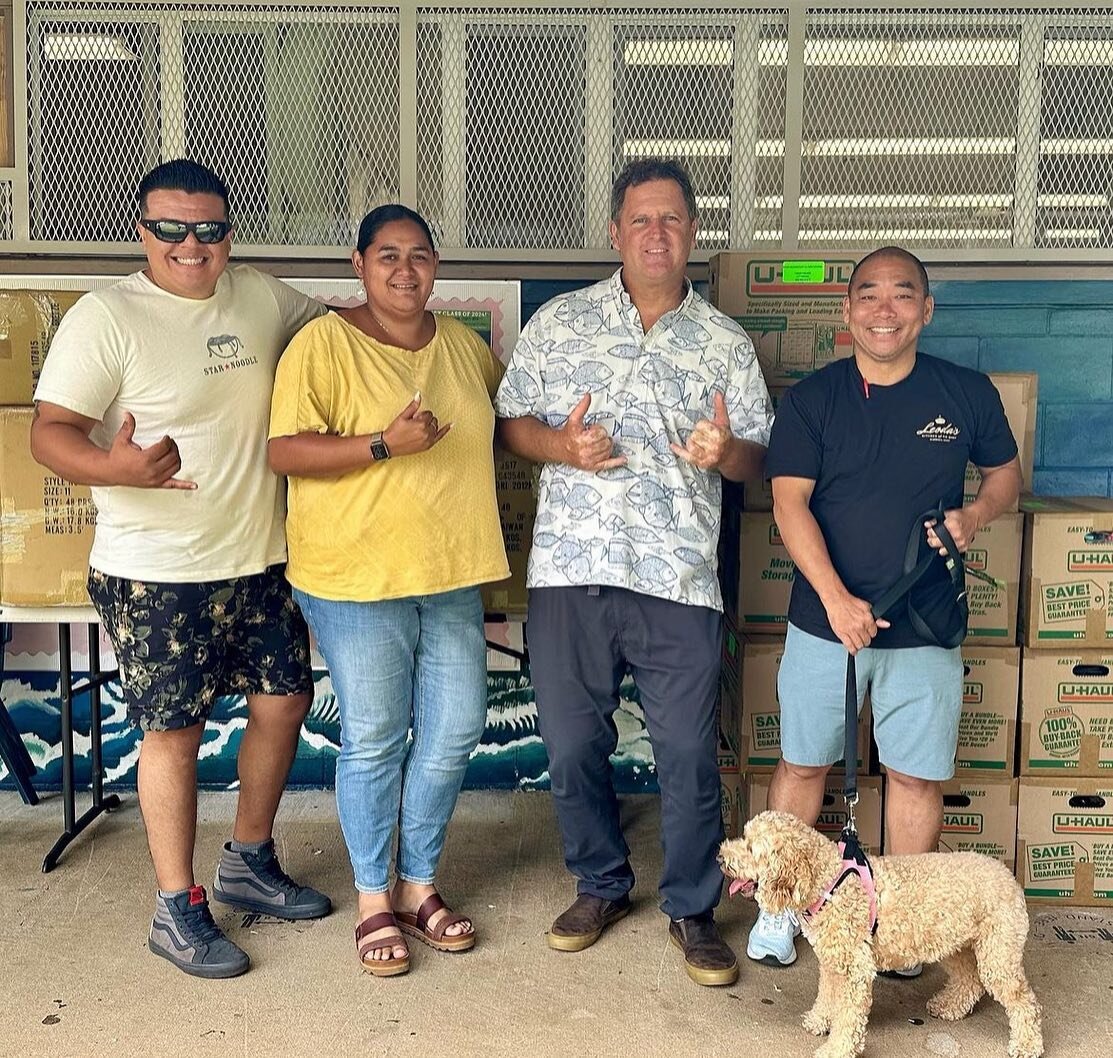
[801, 834, 879, 934]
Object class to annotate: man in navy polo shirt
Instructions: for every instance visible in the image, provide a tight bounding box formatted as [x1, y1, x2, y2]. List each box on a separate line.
[748, 246, 1022, 970]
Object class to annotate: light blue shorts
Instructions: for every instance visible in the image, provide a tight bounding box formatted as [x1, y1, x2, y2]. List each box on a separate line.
[778, 623, 963, 781]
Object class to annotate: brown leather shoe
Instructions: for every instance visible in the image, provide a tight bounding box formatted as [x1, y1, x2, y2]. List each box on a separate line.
[668, 912, 739, 986]
[547, 894, 631, 952]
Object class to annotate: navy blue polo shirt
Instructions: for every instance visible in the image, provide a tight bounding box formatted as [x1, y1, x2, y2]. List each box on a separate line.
[765, 354, 1018, 648]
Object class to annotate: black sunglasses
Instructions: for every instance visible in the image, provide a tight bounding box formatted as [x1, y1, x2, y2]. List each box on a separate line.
[139, 218, 232, 244]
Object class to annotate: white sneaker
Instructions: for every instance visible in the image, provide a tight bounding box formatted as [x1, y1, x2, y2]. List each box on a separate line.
[746, 908, 801, 966]
[881, 963, 923, 979]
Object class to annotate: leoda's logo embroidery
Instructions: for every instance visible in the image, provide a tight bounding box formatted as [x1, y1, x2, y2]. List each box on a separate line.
[916, 415, 960, 442]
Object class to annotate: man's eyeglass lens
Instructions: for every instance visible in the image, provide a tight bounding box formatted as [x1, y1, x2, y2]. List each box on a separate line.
[140, 219, 230, 244]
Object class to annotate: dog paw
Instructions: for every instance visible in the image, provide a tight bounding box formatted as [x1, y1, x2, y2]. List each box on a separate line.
[802, 1008, 831, 1036]
[1008, 1031, 1044, 1058]
[927, 992, 977, 1021]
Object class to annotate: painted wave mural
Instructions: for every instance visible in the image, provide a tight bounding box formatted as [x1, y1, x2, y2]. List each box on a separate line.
[0, 667, 661, 794]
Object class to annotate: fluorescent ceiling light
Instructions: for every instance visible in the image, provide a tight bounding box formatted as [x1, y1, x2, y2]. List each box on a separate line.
[1042, 138, 1113, 155]
[696, 195, 730, 209]
[1038, 193, 1108, 207]
[629, 34, 1113, 71]
[625, 139, 731, 157]
[799, 227, 1012, 240]
[1044, 227, 1102, 239]
[624, 40, 733, 66]
[45, 33, 136, 61]
[1044, 39, 1113, 66]
[758, 193, 1014, 209]
[759, 38, 1017, 67]
[756, 137, 1016, 156]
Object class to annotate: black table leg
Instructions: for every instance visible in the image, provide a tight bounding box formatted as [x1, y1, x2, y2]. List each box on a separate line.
[0, 620, 39, 805]
[0, 699, 39, 805]
[42, 623, 121, 873]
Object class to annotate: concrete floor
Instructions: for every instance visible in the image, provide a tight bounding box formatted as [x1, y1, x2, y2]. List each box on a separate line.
[1, 788, 1109, 1058]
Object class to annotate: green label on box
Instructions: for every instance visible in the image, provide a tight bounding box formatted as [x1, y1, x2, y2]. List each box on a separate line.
[781, 260, 826, 284]
[736, 314, 786, 334]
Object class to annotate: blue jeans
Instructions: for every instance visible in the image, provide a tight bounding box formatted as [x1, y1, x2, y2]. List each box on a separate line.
[293, 586, 488, 893]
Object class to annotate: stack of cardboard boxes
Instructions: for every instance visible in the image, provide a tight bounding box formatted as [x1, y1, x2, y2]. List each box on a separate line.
[1017, 497, 1113, 906]
[0, 289, 96, 606]
[710, 253, 1038, 883]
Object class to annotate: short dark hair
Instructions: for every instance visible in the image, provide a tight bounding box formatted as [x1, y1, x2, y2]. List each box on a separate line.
[610, 158, 697, 222]
[138, 159, 230, 218]
[849, 246, 931, 298]
[356, 204, 437, 254]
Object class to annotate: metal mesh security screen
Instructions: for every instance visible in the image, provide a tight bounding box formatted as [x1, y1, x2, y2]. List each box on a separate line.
[414, 6, 788, 251]
[1038, 18, 1113, 248]
[25, 2, 400, 244]
[795, 6, 1113, 249]
[7, 3, 1113, 256]
[0, 180, 12, 238]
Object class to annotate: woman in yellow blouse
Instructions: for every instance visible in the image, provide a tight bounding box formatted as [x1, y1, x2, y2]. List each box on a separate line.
[269, 205, 508, 976]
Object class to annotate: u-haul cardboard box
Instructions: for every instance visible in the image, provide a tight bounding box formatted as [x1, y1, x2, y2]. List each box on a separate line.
[965, 513, 1023, 646]
[729, 511, 794, 634]
[1017, 778, 1113, 905]
[719, 618, 743, 755]
[957, 646, 1020, 773]
[708, 253, 856, 386]
[1021, 497, 1113, 649]
[717, 728, 739, 771]
[963, 373, 1037, 508]
[0, 290, 86, 405]
[746, 772, 884, 853]
[480, 453, 535, 617]
[0, 407, 95, 605]
[1020, 649, 1113, 775]
[883, 775, 1018, 867]
[743, 387, 787, 512]
[940, 778, 1018, 870]
[733, 636, 871, 772]
[720, 767, 743, 838]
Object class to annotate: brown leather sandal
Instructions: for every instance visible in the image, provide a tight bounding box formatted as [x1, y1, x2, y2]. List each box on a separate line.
[395, 892, 476, 952]
[356, 912, 410, 977]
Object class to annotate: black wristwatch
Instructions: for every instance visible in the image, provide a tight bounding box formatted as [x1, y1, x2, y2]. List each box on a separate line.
[369, 431, 391, 461]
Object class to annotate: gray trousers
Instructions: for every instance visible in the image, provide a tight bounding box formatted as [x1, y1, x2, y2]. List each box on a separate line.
[527, 585, 724, 920]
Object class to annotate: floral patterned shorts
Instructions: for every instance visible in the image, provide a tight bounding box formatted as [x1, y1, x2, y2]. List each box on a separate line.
[87, 564, 312, 732]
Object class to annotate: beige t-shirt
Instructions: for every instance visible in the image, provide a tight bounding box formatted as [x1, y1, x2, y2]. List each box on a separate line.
[34, 265, 326, 582]
[269, 312, 510, 601]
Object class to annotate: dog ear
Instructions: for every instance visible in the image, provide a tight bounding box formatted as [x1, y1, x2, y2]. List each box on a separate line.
[749, 835, 794, 914]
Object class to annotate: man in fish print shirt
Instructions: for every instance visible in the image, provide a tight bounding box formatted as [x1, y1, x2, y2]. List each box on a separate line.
[496, 158, 773, 986]
[31, 159, 331, 979]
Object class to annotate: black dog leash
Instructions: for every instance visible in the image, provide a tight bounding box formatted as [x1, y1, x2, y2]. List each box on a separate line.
[841, 505, 967, 832]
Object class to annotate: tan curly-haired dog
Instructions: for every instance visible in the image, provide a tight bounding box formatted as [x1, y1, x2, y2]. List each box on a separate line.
[720, 811, 1042, 1058]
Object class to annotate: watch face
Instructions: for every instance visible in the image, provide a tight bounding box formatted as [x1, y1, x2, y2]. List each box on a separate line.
[371, 434, 390, 461]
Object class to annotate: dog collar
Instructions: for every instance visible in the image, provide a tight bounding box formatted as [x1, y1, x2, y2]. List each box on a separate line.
[801, 839, 879, 935]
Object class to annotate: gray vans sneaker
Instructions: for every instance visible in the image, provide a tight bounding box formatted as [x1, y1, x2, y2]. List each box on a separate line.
[746, 908, 801, 966]
[212, 839, 332, 920]
[149, 885, 250, 979]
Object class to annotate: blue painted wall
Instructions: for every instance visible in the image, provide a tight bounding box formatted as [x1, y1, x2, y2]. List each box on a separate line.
[924, 280, 1113, 498]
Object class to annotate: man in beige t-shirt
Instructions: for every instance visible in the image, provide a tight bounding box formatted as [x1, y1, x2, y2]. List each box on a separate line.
[31, 159, 331, 979]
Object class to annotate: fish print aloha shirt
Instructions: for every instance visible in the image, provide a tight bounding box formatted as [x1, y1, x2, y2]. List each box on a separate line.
[495, 270, 774, 610]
